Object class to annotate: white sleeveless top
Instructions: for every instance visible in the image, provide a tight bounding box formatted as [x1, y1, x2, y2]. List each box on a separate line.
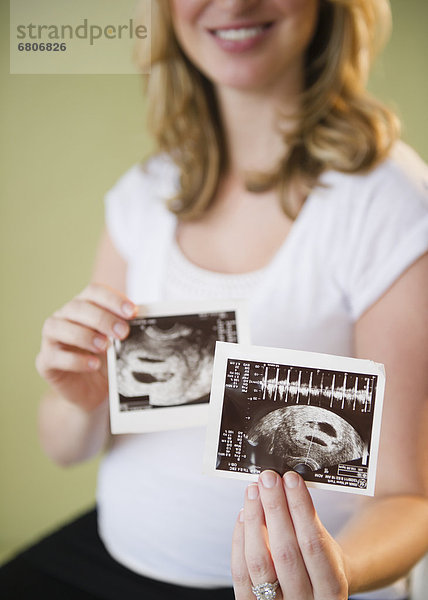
[97, 142, 428, 598]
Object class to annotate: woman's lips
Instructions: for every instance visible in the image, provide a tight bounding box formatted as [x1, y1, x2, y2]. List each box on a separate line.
[208, 22, 274, 53]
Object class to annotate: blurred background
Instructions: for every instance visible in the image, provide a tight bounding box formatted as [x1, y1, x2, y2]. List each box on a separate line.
[1, 0, 427, 590]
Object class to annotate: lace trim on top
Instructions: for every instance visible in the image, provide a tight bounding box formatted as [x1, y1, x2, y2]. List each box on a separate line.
[163, 237, 266, 300]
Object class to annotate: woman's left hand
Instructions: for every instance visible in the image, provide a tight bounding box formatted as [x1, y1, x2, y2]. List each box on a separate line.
[231, 470, 350, 600]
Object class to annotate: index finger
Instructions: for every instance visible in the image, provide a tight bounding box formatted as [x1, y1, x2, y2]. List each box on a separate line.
[258, 471, 312, 598]
[77, 282, 136, 319]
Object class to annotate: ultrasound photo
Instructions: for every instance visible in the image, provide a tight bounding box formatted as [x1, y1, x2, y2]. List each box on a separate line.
[108, 301, 250, 433]
[204, 342, 385, 495]
[115, 314, 219, 410]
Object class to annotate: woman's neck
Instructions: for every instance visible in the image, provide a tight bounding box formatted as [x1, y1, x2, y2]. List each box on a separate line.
[215, 74, 302, 179]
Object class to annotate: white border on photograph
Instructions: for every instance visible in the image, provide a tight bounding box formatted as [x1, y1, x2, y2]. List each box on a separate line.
[108, 300, 250, 434]
[204, 342, 385, 496]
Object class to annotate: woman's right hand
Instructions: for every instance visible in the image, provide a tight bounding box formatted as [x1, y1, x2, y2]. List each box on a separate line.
[36, 283, 137, 412]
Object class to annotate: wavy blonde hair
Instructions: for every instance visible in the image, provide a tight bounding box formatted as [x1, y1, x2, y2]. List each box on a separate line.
[136, 0, 400, 219]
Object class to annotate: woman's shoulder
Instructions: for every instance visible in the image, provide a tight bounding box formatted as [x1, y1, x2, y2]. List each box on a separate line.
[104, 154, 178, 260]
[370, 140, 428, 198]
[318, 141, 428, 215]
[318, 143, 428, 321]
[106, 152, 180, 201]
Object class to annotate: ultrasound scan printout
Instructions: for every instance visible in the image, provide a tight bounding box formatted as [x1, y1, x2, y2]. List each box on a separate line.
[204, 342, 385, 495]
[107, 300, 250, 433]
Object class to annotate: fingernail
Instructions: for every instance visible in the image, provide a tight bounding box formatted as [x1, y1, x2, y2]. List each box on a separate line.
[122, 302, 135, 317]
[247, 484, 259, 500]
[113, 322, 128, 338]
[88, 357, 100, 370]
[284, 471, 300, 489]
[239, 508, 244, 523]
[93, 336, 106, 350]
[260, 470, 277, 489]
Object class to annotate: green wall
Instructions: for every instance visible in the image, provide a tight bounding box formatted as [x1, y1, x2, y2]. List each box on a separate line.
[1, 0, 427, 564]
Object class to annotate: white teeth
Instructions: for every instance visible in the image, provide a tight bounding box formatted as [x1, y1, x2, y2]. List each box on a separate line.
[214, 25, 265, 41]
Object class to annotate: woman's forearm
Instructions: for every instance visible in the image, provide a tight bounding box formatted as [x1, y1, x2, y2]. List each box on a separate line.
[38, 390, 110, 467]
[338, 495, 428, 595]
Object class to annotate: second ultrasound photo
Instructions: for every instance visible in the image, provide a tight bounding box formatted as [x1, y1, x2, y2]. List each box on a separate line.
[116, 312, 232, 410]
[205, 342, 385, 495]
[108, 301, 250, 433]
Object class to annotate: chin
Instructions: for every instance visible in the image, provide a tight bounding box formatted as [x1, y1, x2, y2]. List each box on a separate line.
[200, 50, 293, 93]
[207, 63, 274, 92]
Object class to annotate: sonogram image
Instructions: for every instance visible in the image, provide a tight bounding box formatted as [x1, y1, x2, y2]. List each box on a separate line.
[246, 405, 365, 474]
[215, 359, 378, 490]
[114, 312, 237, 410]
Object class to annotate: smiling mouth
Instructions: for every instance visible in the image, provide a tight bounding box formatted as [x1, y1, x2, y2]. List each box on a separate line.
[211, 23, 273, 42]
[132, 371, 174, 384]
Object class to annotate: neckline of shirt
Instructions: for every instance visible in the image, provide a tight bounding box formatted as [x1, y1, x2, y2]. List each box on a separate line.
[169, 236, 266, 287]
[169, 182, 320, 285]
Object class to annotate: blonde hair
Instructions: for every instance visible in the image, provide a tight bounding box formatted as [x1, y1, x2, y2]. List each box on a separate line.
[137, 0, 400, 219]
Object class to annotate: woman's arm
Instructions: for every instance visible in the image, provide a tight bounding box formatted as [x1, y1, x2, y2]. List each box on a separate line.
[232, 252, 428, 598]
[36, 229, 134, 466]
[337, 250, 428, 593]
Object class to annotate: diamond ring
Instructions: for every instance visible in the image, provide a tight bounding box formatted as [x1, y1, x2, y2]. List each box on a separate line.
[251, 580, 280, 600]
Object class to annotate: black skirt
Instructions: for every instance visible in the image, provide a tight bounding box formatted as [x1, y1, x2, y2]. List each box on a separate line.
[0, 508, 235, 600]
